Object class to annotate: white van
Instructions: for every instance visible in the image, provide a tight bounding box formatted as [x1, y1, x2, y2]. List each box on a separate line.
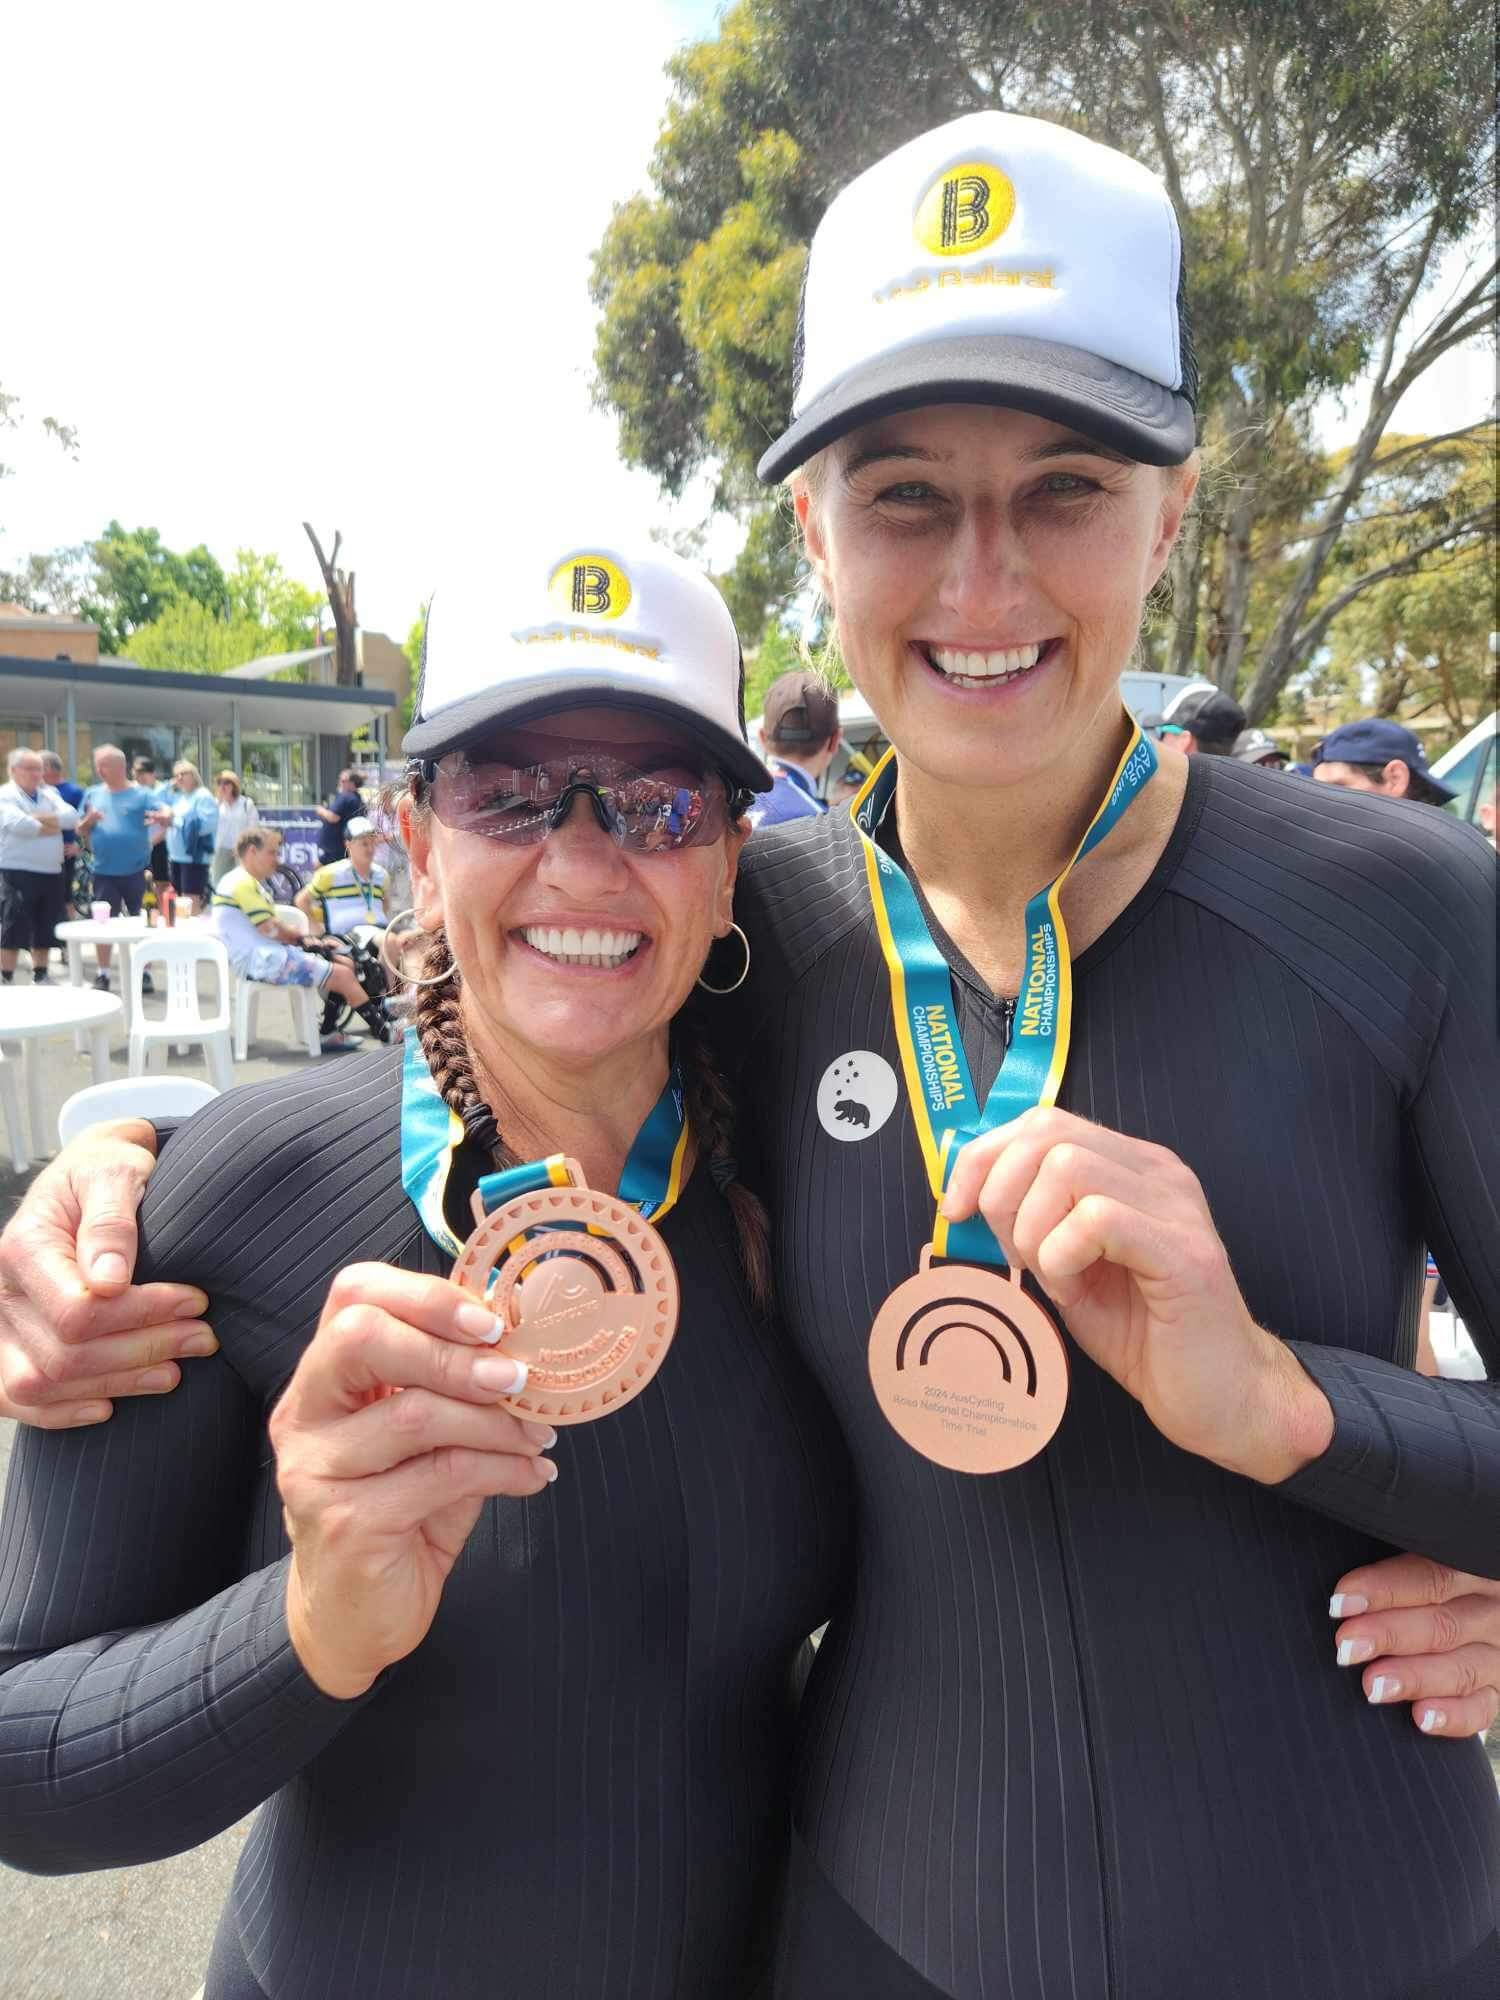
[1429, 712, 1496, 832]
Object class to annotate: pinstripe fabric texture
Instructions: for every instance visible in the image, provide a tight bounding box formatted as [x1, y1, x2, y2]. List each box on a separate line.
[0, 1045, 851, 1998]
[733, 756, 1499, 2000]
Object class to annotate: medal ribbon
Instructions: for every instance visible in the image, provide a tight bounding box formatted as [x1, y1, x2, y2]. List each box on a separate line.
[849, 719, 1156, 1267]
[399, 1033, 690, 1260]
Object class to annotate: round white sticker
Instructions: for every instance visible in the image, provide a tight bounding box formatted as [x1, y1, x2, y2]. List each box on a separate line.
[817, 1050, 899, 1142]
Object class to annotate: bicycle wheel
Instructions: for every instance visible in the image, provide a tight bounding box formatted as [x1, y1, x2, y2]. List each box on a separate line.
[267, 860, 304, 906]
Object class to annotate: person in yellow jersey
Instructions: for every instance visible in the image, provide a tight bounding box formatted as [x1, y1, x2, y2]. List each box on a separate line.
[294, 817, 389, 940]
[213, 825, 386, 1050]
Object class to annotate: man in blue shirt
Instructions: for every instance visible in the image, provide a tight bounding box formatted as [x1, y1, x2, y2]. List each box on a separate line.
[80, 744, 170, 990]
[315, 769, 365, 864]
[745, 670, 841, 830]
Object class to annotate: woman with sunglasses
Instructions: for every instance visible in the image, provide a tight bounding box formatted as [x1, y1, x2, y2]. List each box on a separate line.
[0, 544, 849, 1998]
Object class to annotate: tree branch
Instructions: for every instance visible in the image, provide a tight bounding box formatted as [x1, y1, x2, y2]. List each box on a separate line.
[1289, 508, 1494, 660]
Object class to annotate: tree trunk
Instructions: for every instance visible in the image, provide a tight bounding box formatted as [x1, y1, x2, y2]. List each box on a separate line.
[1165, 505, 1203, 680]
[303, 523, 359, 688]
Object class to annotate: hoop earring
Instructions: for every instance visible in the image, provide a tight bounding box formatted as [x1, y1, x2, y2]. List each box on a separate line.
[380, 908, 455, 989]
[696, 922, 750, 995]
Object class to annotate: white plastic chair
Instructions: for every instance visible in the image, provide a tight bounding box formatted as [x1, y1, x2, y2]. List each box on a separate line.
[58, 1075, 221, 1147]
[0, 1044, 28, 1172]
[231, 904, 321, 1060]
[127, 934, 235, 1090]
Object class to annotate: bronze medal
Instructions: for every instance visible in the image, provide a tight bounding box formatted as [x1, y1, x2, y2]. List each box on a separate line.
[868, 1246, 1069, 1473]
[451, 1160, 678, 1426]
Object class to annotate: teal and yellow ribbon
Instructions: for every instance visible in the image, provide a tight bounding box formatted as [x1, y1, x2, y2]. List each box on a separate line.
[400, 1034, 689, 1264]
[849, 720, 1156, 1266]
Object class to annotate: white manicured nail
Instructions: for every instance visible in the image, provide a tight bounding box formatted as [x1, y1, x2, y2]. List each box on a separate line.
[1368, 1675, 1400, 1704]
[1337, 1639, 1374, 1667]
[456, 1303, 505, 1345]
[1418, 1708, 1445, 1733]
[1329, 1593, 1369, 1617]
[472, 1355, 528, 1394]
[539, 1458, 559, 1483]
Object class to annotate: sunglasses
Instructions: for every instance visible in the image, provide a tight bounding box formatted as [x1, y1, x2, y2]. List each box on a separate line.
[418, 743, 749, 852]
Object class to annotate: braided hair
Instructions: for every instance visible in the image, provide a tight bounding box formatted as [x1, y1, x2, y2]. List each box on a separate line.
[402, 787, 771, 1311]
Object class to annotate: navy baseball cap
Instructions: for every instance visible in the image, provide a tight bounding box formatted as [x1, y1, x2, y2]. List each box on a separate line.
[1311, 720, 1455, 803]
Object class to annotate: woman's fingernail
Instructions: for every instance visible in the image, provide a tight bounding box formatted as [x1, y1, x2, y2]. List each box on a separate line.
[1329, 1593, 1369, 1618]
[137, 1366, 178, 1392]
[91, 1252, 129, 1286]
[538, 1457, 559, 1483]
[1418, 1708, 1446, 1734]
[1368, 1675, 1400, 1704]
[456, 1303, 505, 1344]
[522, 1423, 557, 1449]
[1337, 1639, 1375, 1667]
[178, 1330, 219, 1358]
[174, 1291, 210, 1319]
[472, 1355, 528, 1394]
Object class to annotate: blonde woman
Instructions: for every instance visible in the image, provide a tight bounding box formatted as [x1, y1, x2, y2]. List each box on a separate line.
[163, 761, 219, 912]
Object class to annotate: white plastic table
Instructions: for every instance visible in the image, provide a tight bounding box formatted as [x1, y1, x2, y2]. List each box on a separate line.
[56, 916, 153, 1031]
[0, 986, 122, 1164]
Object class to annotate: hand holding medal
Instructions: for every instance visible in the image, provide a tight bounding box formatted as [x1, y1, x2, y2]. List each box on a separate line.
[451, 1155, 678, 1426]
[854, 722, 1156, 1475]
[940, 1106, 1335, 1485]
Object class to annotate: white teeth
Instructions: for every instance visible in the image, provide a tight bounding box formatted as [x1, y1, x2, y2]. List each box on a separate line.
[521, 925, 643, 968]
[930, 642, 1044, 681]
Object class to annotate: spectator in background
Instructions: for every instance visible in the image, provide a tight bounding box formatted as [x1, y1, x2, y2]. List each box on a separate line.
[1162, 685, 1246, 755]
[314, 767, 364, 863]
[212, 825, 386, 1049]
[1479, 778, 1496, 848]
[295, 816, 389, 1050]
[295, 817, 388, 939]
[1310, 719, 1456, 807]
[0, 746, 77, 985]
[78, 744, 169, 993]
[41, 751, 84, 917]
[211, 770, 260, 885]
[746, 671, 841, 829]
[1232, 728, 1288, 771]
[164, 761, 219, 914]
[132, 756, 172, 885]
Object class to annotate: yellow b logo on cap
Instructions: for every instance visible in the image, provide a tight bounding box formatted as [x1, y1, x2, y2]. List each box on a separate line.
[914, 161, 1015, 256]
[548, 555, 631, 621]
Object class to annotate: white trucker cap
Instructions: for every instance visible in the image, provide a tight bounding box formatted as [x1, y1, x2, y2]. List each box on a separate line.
[404, 540, 771, 794]
[759, 110, 1198, 481]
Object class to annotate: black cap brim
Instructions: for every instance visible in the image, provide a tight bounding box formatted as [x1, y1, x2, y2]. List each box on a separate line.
[404, 674, 774, 794]
[758, 331, 1196, 482]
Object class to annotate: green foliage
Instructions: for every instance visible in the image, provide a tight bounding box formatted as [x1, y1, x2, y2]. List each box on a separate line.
[400, 610, 428, 731]
[81, 521, 230, 653]
[122, 547, 322, 673]
[716, 499, 805, 645]
[743, 617, 849, 725]
[0, 545, 93, 616]
[1314, 429, 1497, 729]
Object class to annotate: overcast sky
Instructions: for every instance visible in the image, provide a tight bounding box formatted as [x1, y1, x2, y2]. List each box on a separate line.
[3, 0, 1491, 642]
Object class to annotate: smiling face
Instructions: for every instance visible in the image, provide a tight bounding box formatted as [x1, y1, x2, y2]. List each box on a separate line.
[403, 706, 749, 1073]
[795, 404, 1196, 793]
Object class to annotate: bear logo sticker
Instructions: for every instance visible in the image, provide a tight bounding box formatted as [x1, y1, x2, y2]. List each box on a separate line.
[817, 1051, 899, 1143]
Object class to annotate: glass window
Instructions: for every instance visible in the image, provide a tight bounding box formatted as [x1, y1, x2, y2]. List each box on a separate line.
[1439, 736, 1493, 820]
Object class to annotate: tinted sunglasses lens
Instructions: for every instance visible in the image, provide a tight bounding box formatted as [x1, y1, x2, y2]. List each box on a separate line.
[430, 754, 727, 849]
